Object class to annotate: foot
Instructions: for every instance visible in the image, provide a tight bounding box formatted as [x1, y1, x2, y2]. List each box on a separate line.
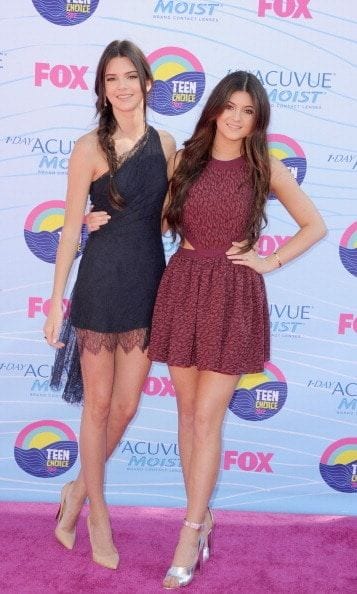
[87, 514, 119, 570]
[57, 481, 85, 533]
[163, 524, 202, 589]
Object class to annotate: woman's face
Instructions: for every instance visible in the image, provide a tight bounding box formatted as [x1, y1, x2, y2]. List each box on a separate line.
[104, 56, 148, 113]
[215, 90, 256, 145]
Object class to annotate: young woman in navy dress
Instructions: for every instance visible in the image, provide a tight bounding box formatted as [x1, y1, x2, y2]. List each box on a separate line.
[44, 40, 175, 570]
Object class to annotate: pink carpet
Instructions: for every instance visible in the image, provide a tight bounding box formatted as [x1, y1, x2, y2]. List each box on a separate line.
[0, 503, 356, 594]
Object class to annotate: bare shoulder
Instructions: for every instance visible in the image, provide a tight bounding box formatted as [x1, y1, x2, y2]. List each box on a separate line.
[157, 128, 176, 161]
[70, 130, 101, 172]
[72, 129, 98, 156]
[167, 148, 183, 178]
[269, 155, 295, 183]
[157, 128, 176, 145]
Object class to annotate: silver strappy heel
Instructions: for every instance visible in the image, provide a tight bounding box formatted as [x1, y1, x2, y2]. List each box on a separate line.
[163, 519, 205, 589]
[202, 508, 214, 563]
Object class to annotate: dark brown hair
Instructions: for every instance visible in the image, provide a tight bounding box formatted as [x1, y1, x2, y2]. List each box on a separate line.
[94, 40, 153, 208]
[167, 71, 271, 251]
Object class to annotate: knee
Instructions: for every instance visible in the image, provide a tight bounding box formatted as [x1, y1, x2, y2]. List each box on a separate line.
[193, 412, 217, 443]
[113, 402, 138, 425]
[178, 403, 195, 433]
[84, 398, 111, 426]
[179, 411, 194, 433]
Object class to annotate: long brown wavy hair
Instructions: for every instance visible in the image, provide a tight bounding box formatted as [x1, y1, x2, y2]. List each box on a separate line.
[94, 40, 153, 208]
[167, 71, 271, 251]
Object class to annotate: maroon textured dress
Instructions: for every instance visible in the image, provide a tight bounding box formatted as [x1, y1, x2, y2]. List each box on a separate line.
[148, 156, 270, 375]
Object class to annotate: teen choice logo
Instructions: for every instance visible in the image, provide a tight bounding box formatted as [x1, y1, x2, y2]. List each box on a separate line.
[268, 134, 307, 199]
[229, 362, 287, 421]
[24, 200, 87, 264]
[147, 47, 205, 116]
[339, 222, 357, 277]
[14, 420, 78, 478]
[320, 437, 357, 493]
[32, 0, 100, 26]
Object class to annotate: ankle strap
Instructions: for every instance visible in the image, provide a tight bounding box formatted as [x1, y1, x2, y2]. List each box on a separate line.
[183, 519, 204, 530]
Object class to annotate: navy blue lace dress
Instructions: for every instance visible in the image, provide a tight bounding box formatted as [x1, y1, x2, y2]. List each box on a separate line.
[50, 127, 168, 403]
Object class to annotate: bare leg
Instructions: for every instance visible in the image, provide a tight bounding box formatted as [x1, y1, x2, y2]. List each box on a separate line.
[79, 346, 116, 557]
[59, 346, 150, 539]
[164, 369, 238, 589]
[169, 365, 199, 495]
[169, 366, 213, 529]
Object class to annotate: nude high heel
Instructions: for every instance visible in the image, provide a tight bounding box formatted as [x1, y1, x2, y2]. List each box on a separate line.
[54, 481, 76, 550]
[202, 508, 214, 563]
[87, 516, 119, 570]
[163, 519, 205, 589]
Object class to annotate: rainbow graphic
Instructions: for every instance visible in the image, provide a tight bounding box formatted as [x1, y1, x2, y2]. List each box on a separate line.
[24, 200, 87, 264]
[268, 134, 307, 199]
[14, 420, 78, 478]
[339, 222, 357, 277]
[32, 0, 99, 26]
[147, 47, 205, 116]
[229, 361, 287, 421]
[320, 438, 357, 493]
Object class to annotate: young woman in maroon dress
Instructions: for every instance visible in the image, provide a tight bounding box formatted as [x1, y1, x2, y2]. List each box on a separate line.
[147, 71, 326, 589]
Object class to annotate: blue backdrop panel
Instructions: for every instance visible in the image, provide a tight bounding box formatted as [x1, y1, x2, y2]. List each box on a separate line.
[0, 1, 356, 515]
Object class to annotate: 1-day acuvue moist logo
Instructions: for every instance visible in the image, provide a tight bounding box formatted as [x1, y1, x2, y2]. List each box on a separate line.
[147, 47, 205, 115]
[24, 200, 87, 263]
[14, 420, 78, 478]
[320, 438, 357, 493]
[339, 222, 357, 277]
[268, 134, 306, 198]
[229, 362, 287, 421]
[32, 0, 99, 26]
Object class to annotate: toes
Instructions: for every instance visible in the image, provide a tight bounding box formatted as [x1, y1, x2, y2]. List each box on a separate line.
[163, 576, 178, 589]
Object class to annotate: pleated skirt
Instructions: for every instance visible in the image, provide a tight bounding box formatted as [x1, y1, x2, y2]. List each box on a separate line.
[148, 247, 270, 375]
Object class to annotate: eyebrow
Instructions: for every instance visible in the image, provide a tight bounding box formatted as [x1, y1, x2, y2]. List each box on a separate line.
[105, 70, 138, 76]
[226, 100, 255, 108]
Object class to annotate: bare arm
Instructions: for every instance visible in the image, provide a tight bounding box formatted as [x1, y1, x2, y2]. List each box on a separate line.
[265, 156, 327, 268]
[158, 129, 176, 163]
[44, 135, 96, 345]
[162, 149, 181, 234]
[227, 156, 327, 272]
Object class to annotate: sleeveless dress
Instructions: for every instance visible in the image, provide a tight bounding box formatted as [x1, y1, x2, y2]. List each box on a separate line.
[51, 126, 168, 402]
[148, 156, 270, 375]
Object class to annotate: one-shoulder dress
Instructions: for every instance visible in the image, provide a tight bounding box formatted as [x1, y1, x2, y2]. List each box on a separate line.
[148, 155, 270, 375]
[51, 126, 168, 402]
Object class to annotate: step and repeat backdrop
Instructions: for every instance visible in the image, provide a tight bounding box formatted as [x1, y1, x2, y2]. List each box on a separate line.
[0, 1, 356, 515]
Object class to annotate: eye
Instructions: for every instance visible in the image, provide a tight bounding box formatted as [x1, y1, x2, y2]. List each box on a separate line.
[225, 104, 234, 110]
[127, 74, 139, 80]
[105, 76, 116, 82]
[245, 108, 255, 116]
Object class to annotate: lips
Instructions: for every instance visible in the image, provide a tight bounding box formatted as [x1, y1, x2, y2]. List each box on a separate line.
[226, 123, 242, 130]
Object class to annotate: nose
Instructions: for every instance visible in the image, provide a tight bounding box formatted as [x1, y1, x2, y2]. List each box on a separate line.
[116, 77, 128, 90]
[232, 107, 241, 121]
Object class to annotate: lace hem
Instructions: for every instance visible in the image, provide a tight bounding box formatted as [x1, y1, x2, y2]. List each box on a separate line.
[50, 319, 150, 404]
[76, 327, 150, 355]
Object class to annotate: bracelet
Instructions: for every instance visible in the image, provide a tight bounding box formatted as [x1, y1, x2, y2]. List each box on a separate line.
[273, 251, 282, 268]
